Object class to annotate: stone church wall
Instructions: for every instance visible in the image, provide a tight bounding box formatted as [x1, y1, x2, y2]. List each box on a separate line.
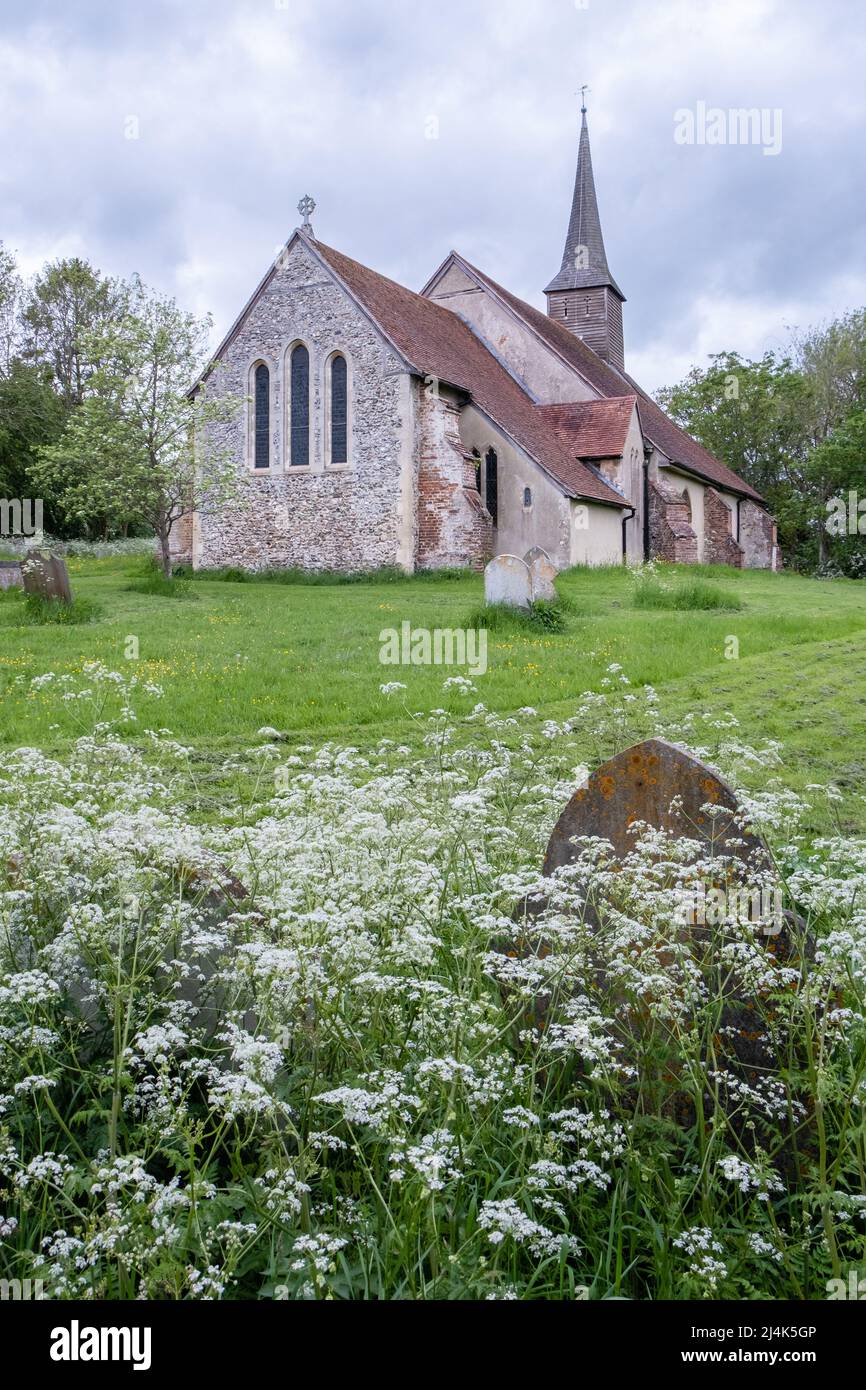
[457, 404, 571, 569]
[193, 239, 411, 572]
[740, 499, 779, 570]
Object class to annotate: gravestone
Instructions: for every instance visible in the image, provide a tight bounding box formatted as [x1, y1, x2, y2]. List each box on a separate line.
[21, 549, 73, 605]
[511, 738, 812, 1157]
[544, 737, 771, 879]
[0, 561, 23, 591]
[484, 554, 531, 610]
[523, 546, 558, 603]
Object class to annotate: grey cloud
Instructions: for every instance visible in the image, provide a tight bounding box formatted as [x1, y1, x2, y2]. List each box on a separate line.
[1, 0, 864, 392]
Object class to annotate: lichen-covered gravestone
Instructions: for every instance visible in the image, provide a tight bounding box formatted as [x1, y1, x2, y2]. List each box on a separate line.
[22, 549, 73, 605]
[0, 561, 23, 591]
[513, 738, 812, 1157]
[543, 738, 771, 878]
[523, 547, 558, 603]
[484, 554, 532, 610]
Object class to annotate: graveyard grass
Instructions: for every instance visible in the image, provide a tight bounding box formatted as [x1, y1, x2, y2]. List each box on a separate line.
[1, 554, 866, 828]
[2, 553, 866, 1300]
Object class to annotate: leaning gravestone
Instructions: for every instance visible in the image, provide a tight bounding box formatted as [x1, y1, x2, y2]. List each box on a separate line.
[21, 549, 73, 604]
[484, 554, 532, 610]
[511, 738, 812, 1158]
[0, 561, 23, 591]
[523, 546, 558, 603]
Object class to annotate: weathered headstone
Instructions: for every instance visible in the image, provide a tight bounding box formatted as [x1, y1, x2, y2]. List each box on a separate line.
[0, 561, 23, 591]
[544, 737, 771, 878]
[484, 554, 532, 610]
[511, 738, 812, 1158]
[21, 549, 73, 605]
[523, 546, 558, 603]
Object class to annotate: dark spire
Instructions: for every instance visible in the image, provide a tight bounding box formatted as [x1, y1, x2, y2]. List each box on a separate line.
[545, 107, 622, 297]
[544, 101, 625, 368]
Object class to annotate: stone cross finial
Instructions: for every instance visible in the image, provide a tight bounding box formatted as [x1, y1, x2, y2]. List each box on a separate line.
[297, 194, 316, 233]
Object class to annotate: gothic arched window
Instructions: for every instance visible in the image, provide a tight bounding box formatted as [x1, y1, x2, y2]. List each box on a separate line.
[253, 363, 270, 470]
[329, 354, 348, 465]
[289, 344, 310, 467]
[484, 448, 498, 526]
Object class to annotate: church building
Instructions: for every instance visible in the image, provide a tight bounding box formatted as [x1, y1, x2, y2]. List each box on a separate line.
[180, 110, 778, 574]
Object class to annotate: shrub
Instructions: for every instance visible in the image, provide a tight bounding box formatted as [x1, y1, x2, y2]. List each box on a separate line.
[464, 598, 568, 632]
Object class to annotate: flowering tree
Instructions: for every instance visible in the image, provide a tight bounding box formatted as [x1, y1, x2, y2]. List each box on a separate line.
[34, 275, 240, 576]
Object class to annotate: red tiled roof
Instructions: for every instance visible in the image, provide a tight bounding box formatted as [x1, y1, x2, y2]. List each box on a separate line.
[450, 256, 764, 504]
[312, 238, 628, 507]
[537, 396, 637, 460]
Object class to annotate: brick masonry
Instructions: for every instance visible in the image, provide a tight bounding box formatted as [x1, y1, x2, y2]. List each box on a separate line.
[648, 480, 698, 563]
[416, 387, 492, 570]
[704, 487, 744, 568]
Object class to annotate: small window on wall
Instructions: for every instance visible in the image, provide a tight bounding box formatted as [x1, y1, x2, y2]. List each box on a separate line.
[523, 487, 532, 508]
[484, 448, 498, 526]
[329, 354, 348, 464]
[472, 447, 481, 494]
[253, 363, 270, 470]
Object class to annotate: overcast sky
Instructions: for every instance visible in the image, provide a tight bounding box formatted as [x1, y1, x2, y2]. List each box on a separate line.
[2, 0, 864, 392]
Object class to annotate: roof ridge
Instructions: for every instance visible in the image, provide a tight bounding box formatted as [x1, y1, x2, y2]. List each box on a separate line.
[444, 253, 763, 503]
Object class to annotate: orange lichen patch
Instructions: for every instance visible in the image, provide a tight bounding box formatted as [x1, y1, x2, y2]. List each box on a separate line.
[701, 777, 720, 802]
[597, 774, 616, 800]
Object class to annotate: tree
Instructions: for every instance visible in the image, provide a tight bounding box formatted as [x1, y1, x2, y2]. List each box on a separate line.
[0, 241, 22, 377]
[34, 275, 240, 575]
[0, 360, 66, 517]
[656, 350, 812, 559]
[656, 313, 866, 570]
[791, 312, 866, 565]
[21, 257, 118, 409]
[656, 350, 811, 499]
[807, 410, 866, 575]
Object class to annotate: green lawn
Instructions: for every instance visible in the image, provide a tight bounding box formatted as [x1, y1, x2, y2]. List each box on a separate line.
[1, 556, 865, 823]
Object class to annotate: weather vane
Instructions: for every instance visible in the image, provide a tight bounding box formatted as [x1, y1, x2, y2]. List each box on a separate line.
[579, 84, 590, 114]
[297, 194, 316, 233]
